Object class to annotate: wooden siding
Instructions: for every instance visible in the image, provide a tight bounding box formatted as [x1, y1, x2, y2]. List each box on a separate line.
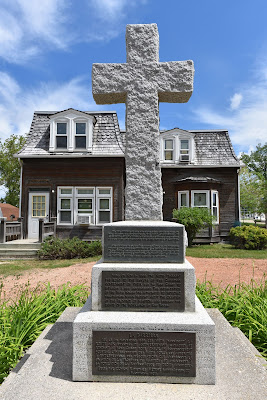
[21, 158, 125, 239]
[162, 167, 239, 241]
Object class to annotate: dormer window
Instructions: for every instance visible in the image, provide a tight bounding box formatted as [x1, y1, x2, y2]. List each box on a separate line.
[180, 139, 190, 162]
[56, 123, 67, 149]
[49, 109, 94, 153]
[164, 139, 174, 161]
[75, 122, 86, 149]
[160, 129, 195, 164]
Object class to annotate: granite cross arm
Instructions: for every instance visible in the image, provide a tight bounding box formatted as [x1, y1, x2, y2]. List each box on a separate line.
[92, 24, 194, 221]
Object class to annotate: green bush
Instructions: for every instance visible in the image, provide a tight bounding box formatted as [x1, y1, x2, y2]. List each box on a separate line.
[229, 225, 267, 250]
[37, 236, 102, 260]
[173, 207, 214, 247]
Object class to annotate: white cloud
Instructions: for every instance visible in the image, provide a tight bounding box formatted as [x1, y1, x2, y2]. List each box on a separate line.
[89, 0, 146, 21]
[193, 63, 267, 153]
[0, 71, 99, 141]
[230, 93, 243, 110]
[0, 0, 147, 63]
[0, 0, 71, 63]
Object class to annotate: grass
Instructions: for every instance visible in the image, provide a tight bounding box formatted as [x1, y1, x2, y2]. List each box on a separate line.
[0, 283, 89, 384]
[197, 277, 267, 359]
[0, 279, 266, 384]
[0, 256, 101, 277]
[186, 243, 267, 259]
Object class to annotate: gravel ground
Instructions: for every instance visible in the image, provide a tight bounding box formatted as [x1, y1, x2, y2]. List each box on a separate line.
[0, 257, 266, 301]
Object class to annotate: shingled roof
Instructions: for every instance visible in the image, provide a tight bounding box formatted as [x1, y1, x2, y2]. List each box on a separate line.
[17, 110, 125, 158]
[17, 110, 239, 167]
[160, 128, 240, 167]
[190, 130, 240, 166]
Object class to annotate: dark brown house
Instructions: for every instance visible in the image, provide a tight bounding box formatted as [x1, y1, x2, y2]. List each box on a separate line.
[16, 109, 241, 243]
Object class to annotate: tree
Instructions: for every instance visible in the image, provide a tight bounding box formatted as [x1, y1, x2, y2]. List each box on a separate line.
[241, 143, 267, 228]
[239, 167, 262, 217]
[0, 135, 26, 207]
[172, 207, 214, 247]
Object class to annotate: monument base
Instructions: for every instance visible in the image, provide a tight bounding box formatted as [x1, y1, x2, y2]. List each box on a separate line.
[73, 296, 215, 384]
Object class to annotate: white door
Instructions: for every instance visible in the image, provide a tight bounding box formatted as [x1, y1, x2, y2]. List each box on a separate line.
[28, 192, 49, 239]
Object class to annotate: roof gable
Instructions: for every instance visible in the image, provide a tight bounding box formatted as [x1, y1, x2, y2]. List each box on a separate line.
[49, 108, 95, 122]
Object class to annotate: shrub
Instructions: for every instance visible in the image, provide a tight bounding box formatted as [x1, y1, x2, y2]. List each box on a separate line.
[38, 236, 102, 259]
[172, 207, 214, 247]
[229, 225, 267, 250]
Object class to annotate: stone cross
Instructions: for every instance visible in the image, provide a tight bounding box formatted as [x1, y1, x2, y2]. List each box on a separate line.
[92, 24, 194, 220]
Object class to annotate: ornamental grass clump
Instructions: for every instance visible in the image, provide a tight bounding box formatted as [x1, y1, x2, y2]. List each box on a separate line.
[0, 283, 89, 383]
[196, 278, 267, 358]
[229, 225, 267, 250]
[38, 236, 102, 260]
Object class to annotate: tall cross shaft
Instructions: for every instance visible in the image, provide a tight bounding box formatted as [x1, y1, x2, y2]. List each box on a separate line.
[92, 24, 194, 220]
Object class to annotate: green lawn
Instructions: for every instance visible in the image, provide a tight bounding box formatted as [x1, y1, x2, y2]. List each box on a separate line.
[0, 243, 266, 278]
[186, 244, 267, 259]
[0, 256, 101, 277]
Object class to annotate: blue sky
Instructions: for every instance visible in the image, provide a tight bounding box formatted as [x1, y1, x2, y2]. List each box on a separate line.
[0, 0, 267, 159]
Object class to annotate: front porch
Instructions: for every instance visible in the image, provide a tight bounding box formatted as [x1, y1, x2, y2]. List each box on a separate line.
[0, 239, 41, 259]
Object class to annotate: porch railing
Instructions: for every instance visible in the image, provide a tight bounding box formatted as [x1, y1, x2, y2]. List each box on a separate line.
[0, 217, 23, 243]
[39, 218, 56, 243]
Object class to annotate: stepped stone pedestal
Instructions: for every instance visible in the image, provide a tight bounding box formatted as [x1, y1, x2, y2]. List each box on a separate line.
[73, 221, 216, 384]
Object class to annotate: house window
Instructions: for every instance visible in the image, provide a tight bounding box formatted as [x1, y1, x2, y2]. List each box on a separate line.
[211, 190, 219, 223]
[56, 123, 67, 149]
[75, 187, 94, 224]
[57, 186, 112, 225]
[58, 187, 73, 223]
[96, 188, 112, 224]
[178, 191, 189, 208]
[180, 139, 190, 162]
[191, 190, 210, 208]
[75, 122, 86, 149]
[178, 190, 219, 223]
[49, 111, 94, 153]
[32, 195, 46, 217]
[164, 139, 174, 161]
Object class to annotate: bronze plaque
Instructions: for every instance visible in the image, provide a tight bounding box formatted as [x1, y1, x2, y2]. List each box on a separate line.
[103, 225, 185, 263]
[102, 271, 185, 311]
[92, 330, 196, 377]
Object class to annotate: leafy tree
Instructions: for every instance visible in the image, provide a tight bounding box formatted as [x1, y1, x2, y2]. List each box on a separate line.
[241, 143, 267, 227]
[240, 167, 262, 217]
[172, 207, 214, 247]
[0, 135, 26, 207]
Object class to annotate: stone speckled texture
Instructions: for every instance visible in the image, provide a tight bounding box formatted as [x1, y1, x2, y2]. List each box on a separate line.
[1, 307, 266, 400]
[73, 296, 215, 384]
[92, 24, 194, 220]
[91, 260, 196, 312]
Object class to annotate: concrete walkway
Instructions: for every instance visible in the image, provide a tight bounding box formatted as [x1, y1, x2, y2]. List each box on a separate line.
[0, 308, 266, 400]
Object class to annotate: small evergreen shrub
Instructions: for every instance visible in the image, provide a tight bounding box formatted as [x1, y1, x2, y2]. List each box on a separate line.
[229, 225, 267, 250]
[172, 207, 214, 247]
[38, 236, 102, 259]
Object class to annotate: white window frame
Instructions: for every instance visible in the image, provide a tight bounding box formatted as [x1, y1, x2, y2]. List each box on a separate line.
[73, 118, 89, 151]
[160, 129, 195, 164]
[211, 190, 219, 224]
[57, 186, 112, 226]
[163, 138, 175, 162]
[179, 138, 190, 162]
[57, 187, 73, 225]
[191, 190, 210, 208]
[74, 187, 95, 225]
[178, 191, 189, 208]
[49, 111, 94, 152]
[96, 187, 113, 225]
[55, 119, 69, 151]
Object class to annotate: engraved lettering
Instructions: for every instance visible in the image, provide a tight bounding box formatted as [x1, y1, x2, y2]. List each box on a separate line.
[92, 331, 196, 377]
